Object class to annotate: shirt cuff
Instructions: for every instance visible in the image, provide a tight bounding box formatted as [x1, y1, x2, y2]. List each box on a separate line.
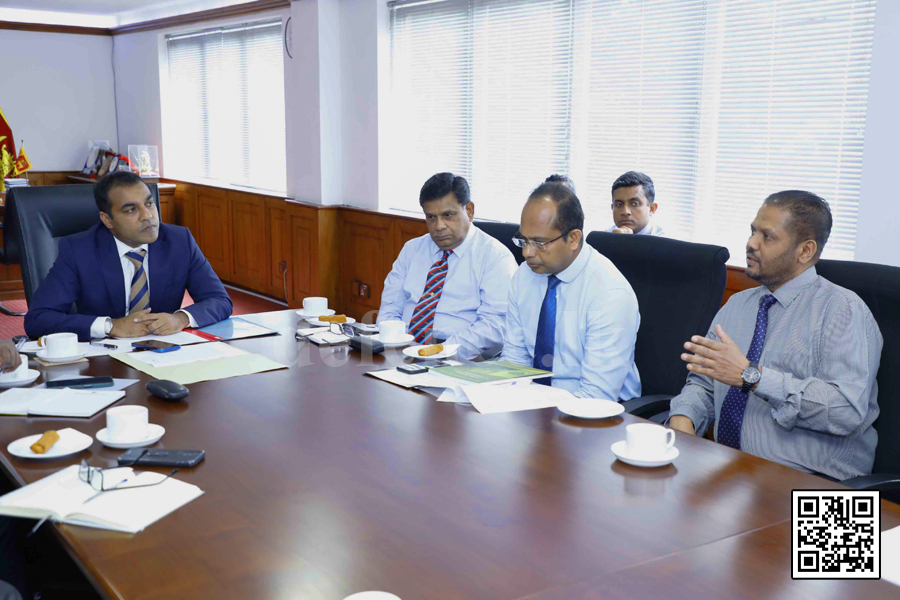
[176, 309, 198, 328]
[754, 366, 786, 410]
[90, 317, 110, 339]
[667, 400, 707, 436]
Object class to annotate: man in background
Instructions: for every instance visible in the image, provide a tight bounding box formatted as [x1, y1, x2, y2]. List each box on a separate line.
[608, 171, 666, 236]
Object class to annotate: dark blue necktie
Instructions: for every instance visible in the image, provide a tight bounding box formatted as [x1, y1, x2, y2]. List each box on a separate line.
[717, 294, 778, 449]
[533, 275, 561, 385]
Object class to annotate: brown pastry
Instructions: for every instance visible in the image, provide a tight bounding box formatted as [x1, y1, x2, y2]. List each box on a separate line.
[418, 344, 444, 357]
[318, 315, 347, 323]
[30, 430, 60, 454]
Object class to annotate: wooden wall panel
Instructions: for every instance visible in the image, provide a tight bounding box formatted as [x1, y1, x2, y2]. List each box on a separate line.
[229, 193, 269, 290]
[289, 215, 315, 301]
[316, 208, 340, 312]
[197, 189, 232, 279]
[340, 211, 396, 321]
[268, 204, 290, 302]
[724, 266, 760, 305]
[394, 219, 428, 258]
[174, 184, 198, 232]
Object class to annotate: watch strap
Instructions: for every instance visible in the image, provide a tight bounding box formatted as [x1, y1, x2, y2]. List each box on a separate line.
[740, 363, 759, 394]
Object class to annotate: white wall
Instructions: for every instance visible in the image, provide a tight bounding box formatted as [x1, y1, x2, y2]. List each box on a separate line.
[0, 29, 118, 171]
[855, 0, 900, 268]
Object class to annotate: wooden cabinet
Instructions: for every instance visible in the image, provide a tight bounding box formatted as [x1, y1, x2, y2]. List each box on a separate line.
[196, 189, 232, 279]
[229, 192, 268, 291]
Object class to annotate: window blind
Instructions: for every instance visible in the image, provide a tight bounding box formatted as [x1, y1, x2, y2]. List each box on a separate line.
[165, 20, 286, 193]
[388, 0, 876, 263]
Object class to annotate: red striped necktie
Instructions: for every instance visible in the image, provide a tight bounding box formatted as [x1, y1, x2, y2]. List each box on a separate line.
[408, 250, 451, 344]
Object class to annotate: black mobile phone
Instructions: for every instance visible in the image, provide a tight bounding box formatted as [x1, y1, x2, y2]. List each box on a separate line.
[397, 364, 428, 375]
[46, 376, 114, 389]
[131, 340, 181, 352]
[117, 449, 205, 468]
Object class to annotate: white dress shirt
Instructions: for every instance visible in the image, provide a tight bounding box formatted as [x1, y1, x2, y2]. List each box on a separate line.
[606, 219, 667, 236]
[89, 237, 197, 338]
[378, 225, 517, 360]
[502, 244, 642, 401]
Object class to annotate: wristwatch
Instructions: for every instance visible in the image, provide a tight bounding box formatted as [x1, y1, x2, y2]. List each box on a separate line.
[740, 363, 761, 394]
[103, 317, 113, 336]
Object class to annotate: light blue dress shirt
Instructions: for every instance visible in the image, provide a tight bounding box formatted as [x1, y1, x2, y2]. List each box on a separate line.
[502, 244, 642, 400]
[378, 225, 517, 360]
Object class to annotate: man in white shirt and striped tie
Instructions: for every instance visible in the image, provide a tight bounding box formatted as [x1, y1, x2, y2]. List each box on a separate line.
[377, 173, 517, 360]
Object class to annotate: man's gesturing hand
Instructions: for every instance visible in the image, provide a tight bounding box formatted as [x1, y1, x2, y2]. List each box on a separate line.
[680, 324, 751, 388]
[0, 340, 22, 373]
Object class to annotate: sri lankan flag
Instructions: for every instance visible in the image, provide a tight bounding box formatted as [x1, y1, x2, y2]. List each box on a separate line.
[14, 142, 32, 176]
[0, 106, 17, 193]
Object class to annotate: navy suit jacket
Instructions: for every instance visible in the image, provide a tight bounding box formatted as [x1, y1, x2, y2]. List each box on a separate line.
[25, 223, 233, 341]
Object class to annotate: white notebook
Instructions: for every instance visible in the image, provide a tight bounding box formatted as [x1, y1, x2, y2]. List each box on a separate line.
[0, 388, 125, 418]
[0, 465, 204, 534]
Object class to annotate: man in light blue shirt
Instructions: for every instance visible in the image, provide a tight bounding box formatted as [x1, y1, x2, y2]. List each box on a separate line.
[607, 171, 667, 237]
[503, 181, 642, 400]
[378, 173, 517, 360]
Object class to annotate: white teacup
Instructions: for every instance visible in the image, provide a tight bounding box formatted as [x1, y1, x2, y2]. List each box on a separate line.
[625, 423, 675, 459]
[0, 355, 28, 382]
[106, 405, 149, 442]
[38, 332, 78, 358]
[377, 320, 407, 342]
[303, 296, 328, 314]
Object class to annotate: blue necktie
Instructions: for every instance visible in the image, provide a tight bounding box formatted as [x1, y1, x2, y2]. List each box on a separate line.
[717, 294, 778, 449]
[533, 275, 561, 386]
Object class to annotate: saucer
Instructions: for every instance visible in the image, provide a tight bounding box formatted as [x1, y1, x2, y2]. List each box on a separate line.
[36, 349, 87, 363]
[307, 316, 357, 327]
[611, 440, 679, 468]
[0, 369, 41, 388]
[296, 308, 335, 318]
[8, 428, 93, 460]
[96, 424, 166, 449]
[558, 398, 624, 419]
[403, 344, 460, 360]
[377, 333, 414, 348]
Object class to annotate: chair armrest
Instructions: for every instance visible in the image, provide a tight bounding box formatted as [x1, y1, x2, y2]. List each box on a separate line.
[621, 395, 673, 419]
[841, 474, 900, 491]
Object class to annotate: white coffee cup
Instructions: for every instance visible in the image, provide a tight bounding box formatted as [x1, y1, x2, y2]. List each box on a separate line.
[39, 332, 78, 358]
[377, 320, 407, 342]
[625, 423, 675, 459]
[0, 355, 28, 382]
[303, 296, 328, 314]
[106, 405, 149, 442]
[343, 593, 401, 600]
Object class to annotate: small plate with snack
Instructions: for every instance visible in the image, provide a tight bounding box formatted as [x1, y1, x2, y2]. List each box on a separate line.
[306, 315, 357, 327]
[7, 428, 93, 460]
[402, 343, 460, 360]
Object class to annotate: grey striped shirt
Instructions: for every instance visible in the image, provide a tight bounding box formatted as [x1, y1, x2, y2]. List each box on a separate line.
[669, 266, 883, 480]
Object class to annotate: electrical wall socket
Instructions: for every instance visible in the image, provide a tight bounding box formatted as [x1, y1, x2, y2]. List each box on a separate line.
[359, 283, 369, 298]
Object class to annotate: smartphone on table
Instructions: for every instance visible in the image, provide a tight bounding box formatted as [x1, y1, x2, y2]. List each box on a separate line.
[131, 340, 181, 353]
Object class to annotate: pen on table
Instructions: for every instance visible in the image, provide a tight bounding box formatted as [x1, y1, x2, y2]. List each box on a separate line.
[90, 341, 117, 350]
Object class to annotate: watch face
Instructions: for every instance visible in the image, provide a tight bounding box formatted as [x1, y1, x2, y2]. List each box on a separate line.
[742, 365, 761, 384]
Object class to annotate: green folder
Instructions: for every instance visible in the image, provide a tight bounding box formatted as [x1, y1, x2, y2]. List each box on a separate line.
[429, 360, 551, 385]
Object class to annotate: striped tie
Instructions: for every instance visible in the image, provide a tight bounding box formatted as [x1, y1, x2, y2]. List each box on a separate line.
[408, 250, 451, 344]
[125, 249, 149, 314]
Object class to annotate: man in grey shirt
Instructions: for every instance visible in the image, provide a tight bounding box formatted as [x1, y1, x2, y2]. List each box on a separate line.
[670, 191, 882, 480]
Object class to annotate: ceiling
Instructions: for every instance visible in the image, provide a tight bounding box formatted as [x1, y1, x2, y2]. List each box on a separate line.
[0, 0, 260, 28]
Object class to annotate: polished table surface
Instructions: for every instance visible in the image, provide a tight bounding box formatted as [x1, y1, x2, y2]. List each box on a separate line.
[0, 310, 897, 599]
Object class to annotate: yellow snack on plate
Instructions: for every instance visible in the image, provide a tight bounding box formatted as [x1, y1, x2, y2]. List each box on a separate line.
[418, 344, 444, 357]
[30, 430, 60, 454]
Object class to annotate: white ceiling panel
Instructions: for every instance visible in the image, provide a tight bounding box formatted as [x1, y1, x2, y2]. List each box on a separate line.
[0, 0, 260, 28]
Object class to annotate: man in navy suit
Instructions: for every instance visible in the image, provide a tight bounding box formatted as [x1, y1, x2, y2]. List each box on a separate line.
[25, 171, 232, 341]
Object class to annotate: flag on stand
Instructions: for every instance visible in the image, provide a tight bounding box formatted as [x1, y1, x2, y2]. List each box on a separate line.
[0, 107, 17, 193]
[14, 141, 32, 176]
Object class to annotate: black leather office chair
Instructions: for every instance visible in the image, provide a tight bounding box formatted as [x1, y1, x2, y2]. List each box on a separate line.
[584, 232, 729, 418]
[814, 259, 900, 500]
[0, 201, 26, 316]
[473, 220, 524, 265]
[9, 184, 161, 304]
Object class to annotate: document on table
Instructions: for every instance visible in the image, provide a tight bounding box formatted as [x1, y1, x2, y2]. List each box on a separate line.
[35, 377, 139, 392]
[365, 367, 462, 390]
[113, 343, 287, 385]
[0, 388, 125, 417]
[883, 526, 900, 587]
[127, 342, 245, 367]
[437, 381, 573, 414]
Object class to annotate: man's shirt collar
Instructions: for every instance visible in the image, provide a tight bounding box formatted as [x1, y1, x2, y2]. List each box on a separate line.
[769, 265, 818, 308]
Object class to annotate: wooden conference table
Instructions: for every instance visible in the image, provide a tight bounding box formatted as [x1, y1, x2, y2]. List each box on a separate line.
[0, 310, 897, 599]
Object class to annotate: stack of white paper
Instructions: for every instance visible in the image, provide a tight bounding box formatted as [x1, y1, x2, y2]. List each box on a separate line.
[0, 465, 204, 533]
[438, 382, 573, 414]
[883, 526, 900, 587]
[127, 341, 244, 367]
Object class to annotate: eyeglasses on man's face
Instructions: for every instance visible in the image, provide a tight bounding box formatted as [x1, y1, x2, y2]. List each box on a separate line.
[512, 230, 573, 252]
